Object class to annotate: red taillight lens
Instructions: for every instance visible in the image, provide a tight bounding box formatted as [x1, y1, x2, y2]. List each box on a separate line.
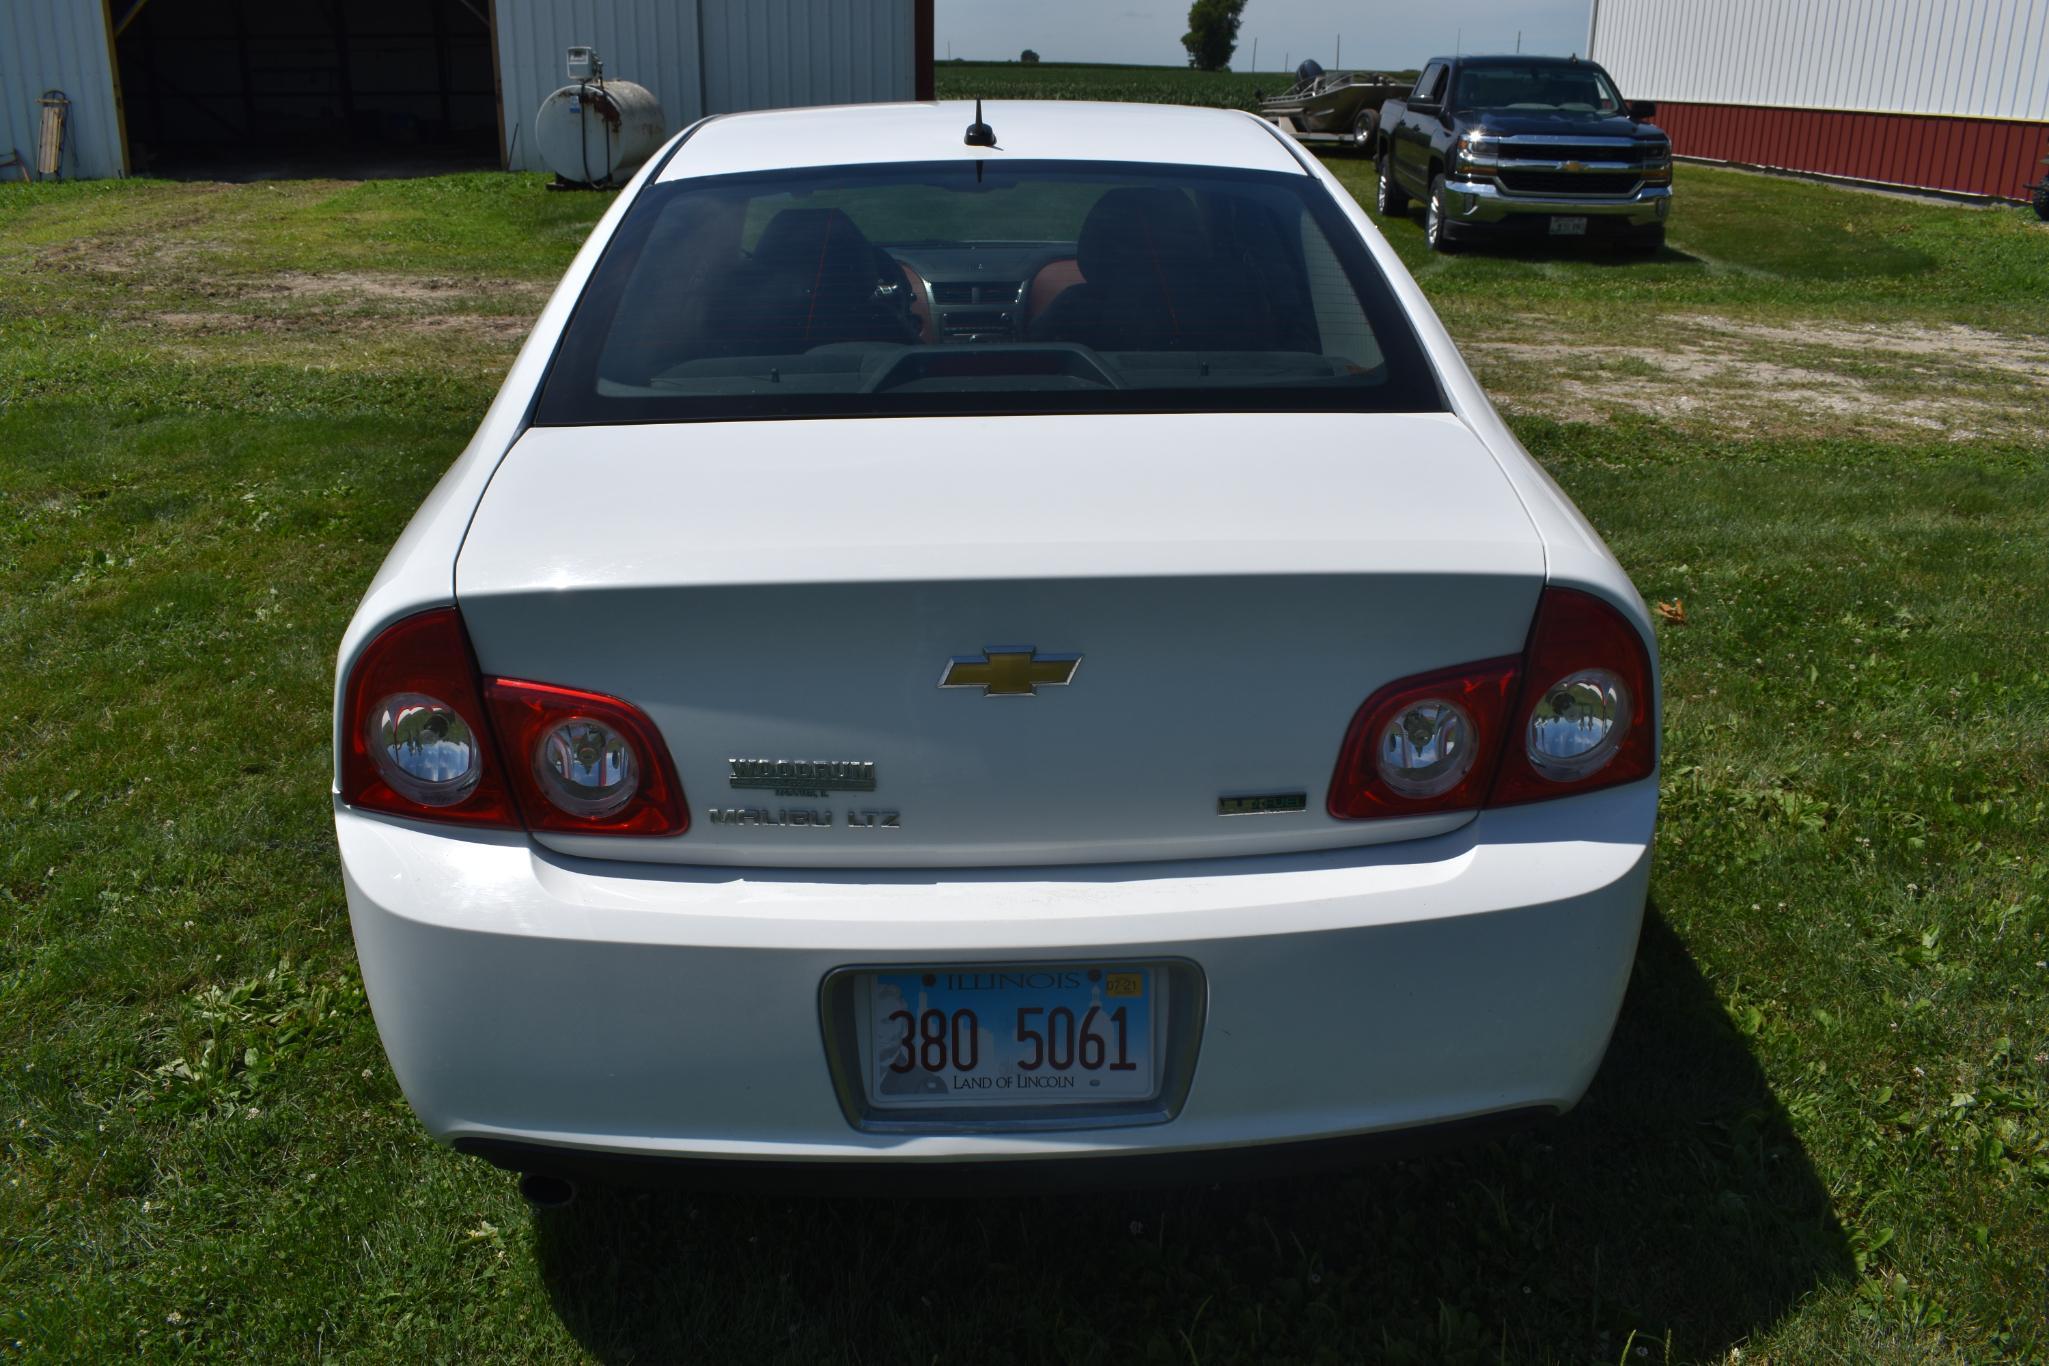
[484, 679, 689, 836]
[340, 609, 520, 828]
[1327, 658, 1522, 819]
[1489, 586, 1655, 806]
[1328, 586, 1656, 820]
[343, 610, 689, 836]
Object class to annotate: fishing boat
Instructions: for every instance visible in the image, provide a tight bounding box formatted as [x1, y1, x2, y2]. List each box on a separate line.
[1256, 61, 1408, 144]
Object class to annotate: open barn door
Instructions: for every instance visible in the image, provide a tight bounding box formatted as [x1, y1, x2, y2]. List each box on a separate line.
[108, 0, 498, 178]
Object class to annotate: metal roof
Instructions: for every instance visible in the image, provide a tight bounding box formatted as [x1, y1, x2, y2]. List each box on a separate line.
[657, 101, 1307, 180]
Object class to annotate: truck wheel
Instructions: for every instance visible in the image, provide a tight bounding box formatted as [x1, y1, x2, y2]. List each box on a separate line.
[1375, 152, 1409, 215]
[2035, 183, 2049, 222]
[1426, 174, 1460, 253]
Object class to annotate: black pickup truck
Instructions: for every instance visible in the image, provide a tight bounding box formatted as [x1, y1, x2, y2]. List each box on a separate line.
[1374, 54, 1673, 252]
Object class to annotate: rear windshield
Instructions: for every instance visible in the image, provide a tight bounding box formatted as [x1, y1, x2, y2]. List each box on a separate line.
[533, 159, 1443, 425]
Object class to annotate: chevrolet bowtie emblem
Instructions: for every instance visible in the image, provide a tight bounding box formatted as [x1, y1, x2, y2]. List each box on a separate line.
[939, 646, 1082, 697]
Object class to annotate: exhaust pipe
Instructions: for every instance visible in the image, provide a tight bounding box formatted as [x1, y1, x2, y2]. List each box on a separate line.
[518, 1172, 578, 1209]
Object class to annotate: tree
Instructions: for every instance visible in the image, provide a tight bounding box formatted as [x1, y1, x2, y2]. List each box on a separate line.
[1020, 49, 1040, 64]
[1182, 0, 1247, 71]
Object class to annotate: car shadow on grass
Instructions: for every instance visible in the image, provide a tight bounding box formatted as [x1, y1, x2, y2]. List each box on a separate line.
[1449, 236, 1707, 267]
[1387, 210, 1706, 266]
[530, 907, 1852, 1363]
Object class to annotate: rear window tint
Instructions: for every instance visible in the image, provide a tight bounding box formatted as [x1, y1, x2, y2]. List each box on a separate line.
[534, 159, 1442, 425]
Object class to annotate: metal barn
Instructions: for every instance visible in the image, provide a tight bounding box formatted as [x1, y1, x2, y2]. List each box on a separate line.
[1, 0, 935, 181]
[1588, 0, 2049, 201]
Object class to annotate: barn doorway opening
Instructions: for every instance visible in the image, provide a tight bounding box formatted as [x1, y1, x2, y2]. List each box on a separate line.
[110, 0, 501, 179]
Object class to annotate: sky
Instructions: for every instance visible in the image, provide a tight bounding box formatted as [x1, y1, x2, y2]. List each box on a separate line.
[934, 0, 1594, 73]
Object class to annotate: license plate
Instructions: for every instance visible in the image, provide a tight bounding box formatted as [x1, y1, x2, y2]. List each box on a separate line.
[863, 966, 1158, 1108]
[1550, 216, 1589, 236]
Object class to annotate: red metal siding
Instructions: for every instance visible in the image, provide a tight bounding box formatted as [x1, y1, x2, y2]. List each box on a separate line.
[1657, 100, 2047, 200]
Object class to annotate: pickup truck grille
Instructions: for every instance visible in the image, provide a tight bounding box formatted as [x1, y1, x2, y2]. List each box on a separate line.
[1499, 142, 1659, 166]
[1497, 169, 1644, 197]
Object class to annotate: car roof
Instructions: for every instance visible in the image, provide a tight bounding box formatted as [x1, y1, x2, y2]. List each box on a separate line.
[654, 100, 1308, 182]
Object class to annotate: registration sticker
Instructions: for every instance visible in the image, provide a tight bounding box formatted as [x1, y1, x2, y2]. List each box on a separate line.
[864, 966, 1158, 1109]
[1549, 216, 1589, 236]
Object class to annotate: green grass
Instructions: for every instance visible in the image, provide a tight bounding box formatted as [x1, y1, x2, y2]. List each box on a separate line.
[1336, 160, 2049, 335]
[4, 132, 2049, 1360]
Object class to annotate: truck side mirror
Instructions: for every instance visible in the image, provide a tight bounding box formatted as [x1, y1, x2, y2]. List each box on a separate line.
[1629, 100, 1657, 119]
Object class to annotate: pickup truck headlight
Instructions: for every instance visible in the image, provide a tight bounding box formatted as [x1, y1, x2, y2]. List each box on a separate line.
[1642, 146, 1673, 185]
[1452, 135, 1496, 177]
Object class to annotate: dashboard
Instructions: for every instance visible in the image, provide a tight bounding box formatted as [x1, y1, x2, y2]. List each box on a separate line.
[888, 243, 1078, 344]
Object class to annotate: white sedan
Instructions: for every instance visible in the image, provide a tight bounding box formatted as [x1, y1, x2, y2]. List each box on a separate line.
[333, 100, 1657, 1195]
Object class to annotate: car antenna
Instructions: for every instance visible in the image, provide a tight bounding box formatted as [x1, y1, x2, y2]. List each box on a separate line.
[964, 99, 996, 147]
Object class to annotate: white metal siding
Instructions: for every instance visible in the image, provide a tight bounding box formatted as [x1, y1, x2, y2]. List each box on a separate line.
[0, 0, 123, 179]
[1590, 0, 2049, 122]
[700, 0, 913, 114]
[493, 0, 915, 172]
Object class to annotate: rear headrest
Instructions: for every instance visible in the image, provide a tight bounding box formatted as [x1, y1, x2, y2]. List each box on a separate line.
[1076, 188, 1208, 287]
[751, 207, 876, 276]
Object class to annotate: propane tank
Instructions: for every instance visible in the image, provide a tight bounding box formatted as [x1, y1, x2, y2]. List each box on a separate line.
[535, 49, 665, 187]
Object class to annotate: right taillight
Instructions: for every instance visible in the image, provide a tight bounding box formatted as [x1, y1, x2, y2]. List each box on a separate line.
[1327, 658, 1522, 819]
[1489, 586, 1655, 806]
[1328, 586, 1655, 820]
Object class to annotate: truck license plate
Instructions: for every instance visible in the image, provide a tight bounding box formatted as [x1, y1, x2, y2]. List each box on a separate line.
[863, 965, 1159, 1109]
[1550, 216, 1589, 236]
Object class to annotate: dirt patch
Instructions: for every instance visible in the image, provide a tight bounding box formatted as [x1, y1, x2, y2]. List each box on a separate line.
[152, 307, 532, 342]
[34, 235, 225, 278]
[139, 267, 545, 342]
[33, 235, 550, 333]
[247, 270, 549, 304]
[396, 313, 533, 340]
[1461, 316, 2049, 440]
[1672, 315, 2049, 384]
[152, 311, 272, 335]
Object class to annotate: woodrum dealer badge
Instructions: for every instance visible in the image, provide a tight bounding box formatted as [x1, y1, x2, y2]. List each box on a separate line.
[728, 758, 877, 797]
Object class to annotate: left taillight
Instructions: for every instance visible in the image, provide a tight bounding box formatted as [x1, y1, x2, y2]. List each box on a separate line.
[340, 609, 688, 836]
[341, 608, 519, 828]
[484, 679, 688, 836]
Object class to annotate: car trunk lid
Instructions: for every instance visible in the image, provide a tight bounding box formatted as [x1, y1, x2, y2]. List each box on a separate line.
[455, 412, 1543, 867]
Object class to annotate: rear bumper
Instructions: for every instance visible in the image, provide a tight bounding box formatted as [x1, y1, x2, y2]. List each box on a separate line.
[1444, 178, 1671, 227]
[338, 780, 1654, 1170]
[456, 1107, 1555, 1193]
